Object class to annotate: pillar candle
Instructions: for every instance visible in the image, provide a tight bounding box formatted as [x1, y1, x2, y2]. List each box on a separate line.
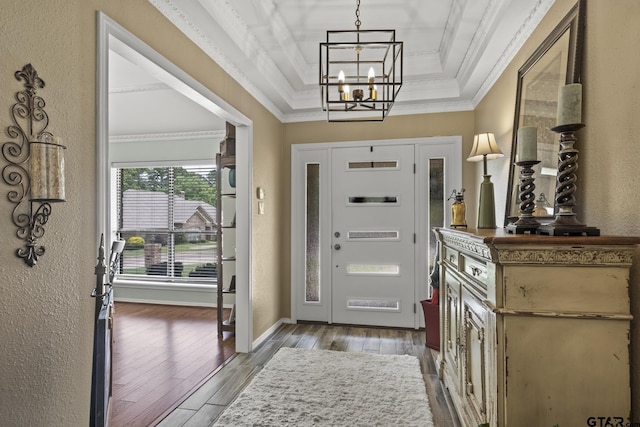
[556, 83, 582, 126]
[517, 126, 537, 162]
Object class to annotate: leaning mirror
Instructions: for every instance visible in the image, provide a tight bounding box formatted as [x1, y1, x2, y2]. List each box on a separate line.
[505, 0, 585, 225]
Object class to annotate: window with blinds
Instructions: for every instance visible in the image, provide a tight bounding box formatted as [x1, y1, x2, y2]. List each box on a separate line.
[116, 166, 218, 282]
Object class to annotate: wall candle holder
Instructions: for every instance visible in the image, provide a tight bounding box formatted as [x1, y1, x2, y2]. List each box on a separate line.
[537, 123, 599, 236]
[1, 64, 66, 266]
[506, 160, 540, 234]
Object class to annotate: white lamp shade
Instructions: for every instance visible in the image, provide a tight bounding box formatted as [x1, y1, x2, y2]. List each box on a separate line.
[467, 133, 504, 162]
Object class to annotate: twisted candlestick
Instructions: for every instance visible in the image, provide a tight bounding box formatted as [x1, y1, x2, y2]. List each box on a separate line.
[506, 160, 540, 234]
[555, 129, 579, 209]
[537, 123, 600, 236]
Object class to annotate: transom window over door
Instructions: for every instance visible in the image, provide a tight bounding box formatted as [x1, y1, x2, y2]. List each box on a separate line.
[116, 166, 218, 281]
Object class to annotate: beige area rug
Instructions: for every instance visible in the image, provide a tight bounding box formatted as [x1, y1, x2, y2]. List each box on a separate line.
[213, 347, 435, 426]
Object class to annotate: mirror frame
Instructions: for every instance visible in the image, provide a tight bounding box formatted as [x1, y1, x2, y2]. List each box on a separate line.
[504, 0, 585, 225]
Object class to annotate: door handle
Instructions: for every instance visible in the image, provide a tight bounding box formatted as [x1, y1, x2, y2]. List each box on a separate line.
[334, 244, 341, 250]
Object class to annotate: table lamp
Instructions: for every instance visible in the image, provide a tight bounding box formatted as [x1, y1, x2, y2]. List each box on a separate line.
[467, 133, 504, 228]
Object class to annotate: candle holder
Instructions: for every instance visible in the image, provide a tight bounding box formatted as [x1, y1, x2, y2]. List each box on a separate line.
[506, 160, 541, 234]
[1, 64, 67, 266]
[537, 123, 600, 236]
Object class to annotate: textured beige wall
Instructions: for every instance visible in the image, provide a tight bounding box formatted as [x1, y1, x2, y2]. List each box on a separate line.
[476, 0, 640, 419]
[0, 1, 285, 424]
[0, 1, 95, 425]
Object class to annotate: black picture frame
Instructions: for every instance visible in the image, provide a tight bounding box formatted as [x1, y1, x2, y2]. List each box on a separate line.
[504, 0, 585, 225]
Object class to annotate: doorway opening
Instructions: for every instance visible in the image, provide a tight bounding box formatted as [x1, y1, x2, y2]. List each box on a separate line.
[96, 11, 254, 424]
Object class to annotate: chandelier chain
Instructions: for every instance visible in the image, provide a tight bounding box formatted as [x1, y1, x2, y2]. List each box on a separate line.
[355, 0, 361, 30]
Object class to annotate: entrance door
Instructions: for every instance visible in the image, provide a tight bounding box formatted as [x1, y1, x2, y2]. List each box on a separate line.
[291, 136, 462, 328]
[331, 145, 415, 327]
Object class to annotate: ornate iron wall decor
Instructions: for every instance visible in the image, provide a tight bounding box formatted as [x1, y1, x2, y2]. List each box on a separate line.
[2, 64, 66, 267]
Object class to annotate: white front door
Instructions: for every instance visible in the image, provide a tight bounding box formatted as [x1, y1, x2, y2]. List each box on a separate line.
[291, 137, 462, 329]
[331, 145, 415, 327]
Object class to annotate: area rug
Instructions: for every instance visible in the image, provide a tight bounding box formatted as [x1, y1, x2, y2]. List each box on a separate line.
[213, 347, 435, 426]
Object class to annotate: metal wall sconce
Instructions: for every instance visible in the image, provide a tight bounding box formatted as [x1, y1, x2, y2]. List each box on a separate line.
[1, 64, 66, 266]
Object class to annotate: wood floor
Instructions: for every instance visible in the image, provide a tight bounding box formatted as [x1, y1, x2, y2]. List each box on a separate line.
[158, 322, 462, 427]
[110, 303, 236, 427]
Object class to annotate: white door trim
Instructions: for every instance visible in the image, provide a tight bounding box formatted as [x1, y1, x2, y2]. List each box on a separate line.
[97, 12, 253, 352]
[291, 136, 462, 328]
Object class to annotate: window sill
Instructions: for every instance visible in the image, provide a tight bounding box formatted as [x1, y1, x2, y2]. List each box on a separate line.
[113, 278, 217, 292]
[112, 278, 223, 307]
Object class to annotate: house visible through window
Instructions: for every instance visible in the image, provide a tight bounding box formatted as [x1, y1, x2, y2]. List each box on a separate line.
[116, 166, 217, 282]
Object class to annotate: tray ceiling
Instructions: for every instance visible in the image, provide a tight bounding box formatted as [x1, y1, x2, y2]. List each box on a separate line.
[148, 0, 555, 122]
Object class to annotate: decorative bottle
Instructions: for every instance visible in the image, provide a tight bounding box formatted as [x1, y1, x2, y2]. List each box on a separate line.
[448, 189, 467, 228]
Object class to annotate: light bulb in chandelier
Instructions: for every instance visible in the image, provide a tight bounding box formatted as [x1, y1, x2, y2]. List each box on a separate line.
[368, 67, 375, 88]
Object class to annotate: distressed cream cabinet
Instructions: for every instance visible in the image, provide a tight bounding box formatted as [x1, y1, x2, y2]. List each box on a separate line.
[434, 228, 639, 427]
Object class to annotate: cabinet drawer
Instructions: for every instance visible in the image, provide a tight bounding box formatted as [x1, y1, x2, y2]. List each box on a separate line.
[461, 255, 488, 284]
[443, 246, 459, 268]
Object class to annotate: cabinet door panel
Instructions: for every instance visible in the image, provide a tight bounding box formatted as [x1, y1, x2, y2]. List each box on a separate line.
[443, 272, 461, 389]
[463, 296, 488, 424]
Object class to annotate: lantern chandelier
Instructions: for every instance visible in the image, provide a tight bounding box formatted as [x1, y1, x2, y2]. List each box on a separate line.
[319, 0, 403, 122]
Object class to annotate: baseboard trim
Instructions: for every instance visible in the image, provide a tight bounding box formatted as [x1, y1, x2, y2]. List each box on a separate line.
[252, 318, 292, 350]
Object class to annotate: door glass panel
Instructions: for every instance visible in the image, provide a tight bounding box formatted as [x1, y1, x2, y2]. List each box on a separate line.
[347, 299, 400, 311]
[429, 158, 445, 297]
[348, 196, 398, 204]
[348, 161, 398, 169]
[346, 264, 400, 275]
[305, 163, 320, 303]
[348, 231, 399, 240]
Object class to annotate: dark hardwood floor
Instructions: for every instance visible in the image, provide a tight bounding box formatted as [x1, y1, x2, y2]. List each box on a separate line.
[158, 322, 462, 427]
[110, 303, 236, 427]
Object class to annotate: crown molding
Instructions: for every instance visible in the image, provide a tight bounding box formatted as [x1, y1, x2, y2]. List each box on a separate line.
[109, 82, 169, 94]
[280, 99, 474, 123]
[110, 130, 226, 143]
[471, 0, 554, 107]
[149, 0, 287, 122]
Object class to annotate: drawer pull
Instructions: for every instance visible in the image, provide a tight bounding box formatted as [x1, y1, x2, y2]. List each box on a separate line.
[470, 266, 482, 277]
[450, 255, 455, 262]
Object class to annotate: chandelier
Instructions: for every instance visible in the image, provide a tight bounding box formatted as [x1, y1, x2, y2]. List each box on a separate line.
[319, 0, 403, 122]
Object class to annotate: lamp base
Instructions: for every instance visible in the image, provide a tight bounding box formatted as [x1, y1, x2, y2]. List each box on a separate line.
[477, 175, 496, 229]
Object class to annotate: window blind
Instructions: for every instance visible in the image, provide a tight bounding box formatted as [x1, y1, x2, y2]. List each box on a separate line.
[116, 166, 217, 282]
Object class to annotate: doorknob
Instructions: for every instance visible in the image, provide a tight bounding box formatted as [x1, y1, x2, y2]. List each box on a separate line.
[334, 244, 341, 250]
